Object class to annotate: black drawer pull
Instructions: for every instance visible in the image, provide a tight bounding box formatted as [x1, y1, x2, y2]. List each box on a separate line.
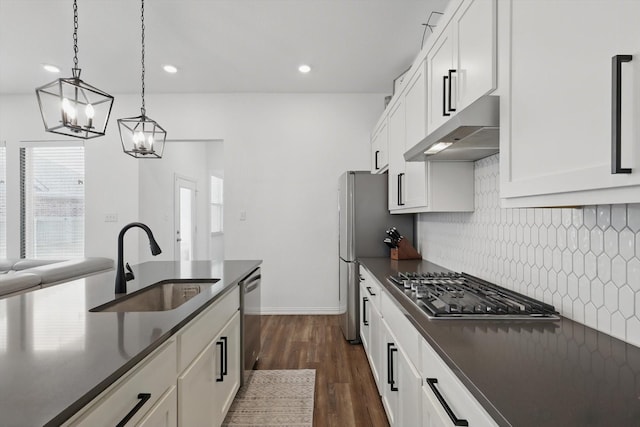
[374, 150, 380, 170]
[216, 338, 225, 382]
[442, 75, 450, 117]
[362, 297, 369, 326]
[448, 69, 457, 112]
[426, 378, 469, 426]
[116, 393, 151, 427]
[611, 54, 632, 174]
[397, 173, 405, 206]
[366, 286, 376, 296]
[389, 345, 398, 391]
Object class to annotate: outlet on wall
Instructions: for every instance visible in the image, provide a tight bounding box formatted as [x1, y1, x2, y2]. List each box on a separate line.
[104, 213, 118, 223]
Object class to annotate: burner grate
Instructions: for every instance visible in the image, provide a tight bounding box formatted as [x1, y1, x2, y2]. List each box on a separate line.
[388, 272, 559, 320]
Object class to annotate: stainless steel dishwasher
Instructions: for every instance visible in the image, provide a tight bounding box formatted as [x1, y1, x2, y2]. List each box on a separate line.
[240, 267, 261, 385]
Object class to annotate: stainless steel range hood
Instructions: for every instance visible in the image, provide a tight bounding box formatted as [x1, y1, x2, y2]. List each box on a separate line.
[404, 96, 499, 162]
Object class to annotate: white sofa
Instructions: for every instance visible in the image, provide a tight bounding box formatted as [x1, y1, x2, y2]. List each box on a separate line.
[0, 257, 114, 298]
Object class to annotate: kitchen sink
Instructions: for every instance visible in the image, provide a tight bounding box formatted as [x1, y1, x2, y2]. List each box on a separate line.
[90, 279, 220, 312]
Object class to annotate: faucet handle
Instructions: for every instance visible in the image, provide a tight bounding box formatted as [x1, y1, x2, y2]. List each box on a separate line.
[125, 263, 135, 282]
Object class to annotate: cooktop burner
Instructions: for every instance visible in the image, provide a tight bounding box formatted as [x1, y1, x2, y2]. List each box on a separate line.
[388, 272, 559, 320]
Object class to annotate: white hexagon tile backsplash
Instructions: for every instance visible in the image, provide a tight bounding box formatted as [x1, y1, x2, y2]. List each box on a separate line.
[417, 154, 640, 347]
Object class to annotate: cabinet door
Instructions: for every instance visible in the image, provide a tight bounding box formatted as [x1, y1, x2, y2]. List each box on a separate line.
[213, 311, 242, 424]
[501, 0, 640, 206]
[387, 101, 406, 211]
[397, 348, 422, 427]
[405, 61, 428, 150]
[359, 283, 370, 352]
[137, 386, 177, 427]
[368, 302, 383, 394]
[427, 26, 455, 133]
[178, 339, 217, 426]
[380, 322, 400, 425]
[371, 120, 389, 174]
[454, 0, 497, 111]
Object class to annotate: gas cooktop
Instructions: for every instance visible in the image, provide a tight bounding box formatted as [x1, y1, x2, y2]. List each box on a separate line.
[388, 272, 559, 320]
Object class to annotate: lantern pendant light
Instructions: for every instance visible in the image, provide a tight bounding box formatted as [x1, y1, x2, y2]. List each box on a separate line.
[35, 0, 114, 139]
[118, 0, 166, 159]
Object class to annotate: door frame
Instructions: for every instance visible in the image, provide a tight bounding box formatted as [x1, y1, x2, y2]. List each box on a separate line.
[174, 174, 197, 261]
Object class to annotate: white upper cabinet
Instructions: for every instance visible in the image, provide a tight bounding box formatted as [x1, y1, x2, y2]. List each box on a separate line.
[371, 118, 389, 174]
[455, 0, 497, 111]
[427, 24, 456, 133]
[427, 0, 497, 137]
[500, 0, 640, 207]
[405, 61, 428, 150]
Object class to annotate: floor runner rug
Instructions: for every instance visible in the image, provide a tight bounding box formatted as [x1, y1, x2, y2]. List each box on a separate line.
[222, 369, 316, 427]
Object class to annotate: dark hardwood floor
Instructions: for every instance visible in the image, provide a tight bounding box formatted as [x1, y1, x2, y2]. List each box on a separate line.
[256, 315, 389, 427]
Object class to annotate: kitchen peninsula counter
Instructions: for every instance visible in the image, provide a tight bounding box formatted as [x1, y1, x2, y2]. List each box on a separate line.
[0, 260, 261, 427]
[359, 257, 640, 427]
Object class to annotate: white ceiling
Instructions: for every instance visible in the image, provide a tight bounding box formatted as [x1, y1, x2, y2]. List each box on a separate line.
[0, 0, 449, 95]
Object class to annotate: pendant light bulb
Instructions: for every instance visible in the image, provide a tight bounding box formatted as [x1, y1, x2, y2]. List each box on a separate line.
[85, 103, 95, 128]
[134, 130, 145, 147]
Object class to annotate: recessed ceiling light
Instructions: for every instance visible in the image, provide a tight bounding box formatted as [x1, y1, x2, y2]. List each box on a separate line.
[42, 64, 60, 73]
[163, 64, 178, 74]
[298, 64, 311, 74]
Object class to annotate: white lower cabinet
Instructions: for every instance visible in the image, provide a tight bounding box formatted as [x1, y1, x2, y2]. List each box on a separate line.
[63, 286, 241, 427]
[178, 311, 241, 427]
[63, 339, 177, 427]
[381, 321, 422, 427]
[359, 265, 497, 427]
[212, 312, 241, 423]
[420, 339, 497, 427]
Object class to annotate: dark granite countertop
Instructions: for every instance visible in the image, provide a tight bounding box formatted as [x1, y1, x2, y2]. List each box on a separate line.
[359, 257, 640, 427]
[0, 260, 261, 427]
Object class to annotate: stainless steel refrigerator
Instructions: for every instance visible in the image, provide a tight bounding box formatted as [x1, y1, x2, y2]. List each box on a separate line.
[338, 171, 414, 342]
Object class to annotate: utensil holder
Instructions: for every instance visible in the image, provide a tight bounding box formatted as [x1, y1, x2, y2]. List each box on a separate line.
[390, 239, 422, 260]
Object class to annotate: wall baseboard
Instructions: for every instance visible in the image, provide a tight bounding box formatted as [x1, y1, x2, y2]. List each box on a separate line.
[258, 307, 340, 315]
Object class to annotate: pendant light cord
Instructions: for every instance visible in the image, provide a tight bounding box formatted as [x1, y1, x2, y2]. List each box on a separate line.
[72, 0, 79, 72]
[140, 0, 146, 116]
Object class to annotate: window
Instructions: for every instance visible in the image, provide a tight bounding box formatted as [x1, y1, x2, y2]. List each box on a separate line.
[0, 146, 5, 258]
[210, 175, 223, 234]
[20, 146, 85, 259]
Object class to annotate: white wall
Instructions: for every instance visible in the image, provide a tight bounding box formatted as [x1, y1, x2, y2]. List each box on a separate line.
[138, 140, 218, 262]
[418, 154, 640, 348]
[1, 93, 383, 313]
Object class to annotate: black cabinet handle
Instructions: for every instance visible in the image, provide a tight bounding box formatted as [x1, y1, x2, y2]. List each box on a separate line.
[362, 297, 369, 326]
[386, 343, 393, 386]
[389, 345, 398, 391]
[216, 338, 225, 382]
[611, 55, 633, 174]
[221, 336, 228, 376]
[397, 173, 405, 206]
[366, 286, 376, 296]
[116, 393, 151, 427]
[374, 150, 380, 170]
[448, 69, 457, 112]
[442, 75, 450, 117]
[426, 378, 469, 426]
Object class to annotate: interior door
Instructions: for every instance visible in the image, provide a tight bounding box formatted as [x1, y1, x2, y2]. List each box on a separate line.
[174, 175, 197, 261]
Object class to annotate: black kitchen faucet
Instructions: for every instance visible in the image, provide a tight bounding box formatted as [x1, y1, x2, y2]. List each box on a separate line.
[115, 222, 162, 294]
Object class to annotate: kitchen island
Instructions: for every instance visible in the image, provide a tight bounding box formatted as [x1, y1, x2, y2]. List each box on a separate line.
[0, 260, 261, 427]
[359, 257, 640, 427]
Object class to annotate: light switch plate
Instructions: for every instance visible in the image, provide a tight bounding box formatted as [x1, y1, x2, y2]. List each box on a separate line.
[104, 213, 118, 222]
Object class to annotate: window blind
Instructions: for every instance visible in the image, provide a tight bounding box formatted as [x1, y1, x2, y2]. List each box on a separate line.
[20, 146, 85, 259]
